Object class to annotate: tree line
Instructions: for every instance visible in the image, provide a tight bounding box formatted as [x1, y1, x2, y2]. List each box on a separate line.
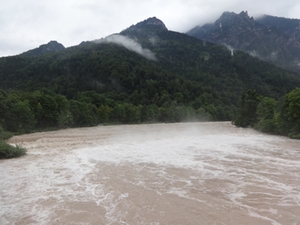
[234, 88, 300, 139]
[0, 88, 219, 134]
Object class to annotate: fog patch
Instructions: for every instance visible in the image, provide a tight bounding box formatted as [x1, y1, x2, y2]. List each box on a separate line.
[95, 34, 157, 61]
[149, 36, 159, 46]
[223, 44, 234, 56]
[249, 50, 279, 61]
[270, 51, 278, 60]
[110, 77, 122, 92]
[249, 50, 261, 58]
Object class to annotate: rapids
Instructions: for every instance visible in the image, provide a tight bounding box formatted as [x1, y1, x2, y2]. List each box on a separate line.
[1, 122, 300, 225]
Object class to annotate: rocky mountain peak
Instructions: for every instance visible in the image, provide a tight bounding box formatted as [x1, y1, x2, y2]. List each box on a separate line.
[134, 17, 167, 30]
[121, 17, 168, 35]
[21, 40, 65, 57]
[143, 17, 167, 28]
[43, 41, 65, 51]
[218, 11, 237, 21]
[215, 11, 255, 28]
[238, 11, 249, 18]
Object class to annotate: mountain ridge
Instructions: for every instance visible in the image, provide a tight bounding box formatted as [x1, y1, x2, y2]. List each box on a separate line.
[1, 15, 300, 122]
[187, 11, 300, 73]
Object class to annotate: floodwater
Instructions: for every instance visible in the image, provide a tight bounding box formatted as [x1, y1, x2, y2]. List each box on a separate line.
[1, 122, 300, 225]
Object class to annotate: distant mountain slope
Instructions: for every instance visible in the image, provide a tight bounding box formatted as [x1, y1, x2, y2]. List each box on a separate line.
[187, 11, 300, 73]
[256, 15, 300, 40]
[0, 17, 300, 121]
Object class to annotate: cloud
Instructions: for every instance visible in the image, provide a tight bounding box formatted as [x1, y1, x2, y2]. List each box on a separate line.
[95, 34, 157, 61]
[1, 0, 300, 57]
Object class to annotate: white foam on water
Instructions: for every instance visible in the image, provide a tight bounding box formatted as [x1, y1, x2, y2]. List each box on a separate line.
[248, 211, 282, 225]
[1, 122, 300, 224]
[74, 124, 300, 224]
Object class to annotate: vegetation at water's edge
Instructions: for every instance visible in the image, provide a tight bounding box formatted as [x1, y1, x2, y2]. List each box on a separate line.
[0, 87, 219, 134]
[234, 88, 300, 139]
[0, 86, 214, 159]
[1, 87, 300, 159]
[0, 141, 27, 159]
[0, 126, 27, 159]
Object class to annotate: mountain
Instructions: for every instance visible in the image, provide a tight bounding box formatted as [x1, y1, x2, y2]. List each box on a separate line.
[121, 17, 168, 34]
[256, 15, 300, 41]
[187, 11, 265, 49]
[21, 40, 65, 57]
[187, 11, 300, 73]
[1, 17, 300, 123]
[120, 17, 169, 44]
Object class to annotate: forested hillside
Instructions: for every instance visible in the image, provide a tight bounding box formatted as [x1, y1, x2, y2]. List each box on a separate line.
[1, 17, 300, 136]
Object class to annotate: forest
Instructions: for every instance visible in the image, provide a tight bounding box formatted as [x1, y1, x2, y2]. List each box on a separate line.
[234, 88, 300, 139]
[1, 22, 300, 158]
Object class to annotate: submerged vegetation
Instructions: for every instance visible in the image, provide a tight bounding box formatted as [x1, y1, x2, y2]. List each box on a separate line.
[0, 126, 26, 159]
[0, 141, 27, 159]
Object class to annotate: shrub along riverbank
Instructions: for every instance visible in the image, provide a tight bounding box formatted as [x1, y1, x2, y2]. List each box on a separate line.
[0, 126, 26, 159]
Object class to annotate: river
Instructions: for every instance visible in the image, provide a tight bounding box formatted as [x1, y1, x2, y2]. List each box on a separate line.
[1, 122, 300, 225]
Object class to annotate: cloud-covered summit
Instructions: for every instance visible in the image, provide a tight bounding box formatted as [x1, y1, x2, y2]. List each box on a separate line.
[1, 0, 300, 57]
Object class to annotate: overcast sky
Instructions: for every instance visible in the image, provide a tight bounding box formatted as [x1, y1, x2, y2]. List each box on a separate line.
[1, 0, 300, 57]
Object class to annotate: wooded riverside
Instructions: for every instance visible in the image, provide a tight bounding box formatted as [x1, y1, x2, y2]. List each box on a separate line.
[1, 17, 300, 158]
[234, 88, 300, 138]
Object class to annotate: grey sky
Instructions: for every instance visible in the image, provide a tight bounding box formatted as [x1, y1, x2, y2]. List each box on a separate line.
[1, 0, 300, 57]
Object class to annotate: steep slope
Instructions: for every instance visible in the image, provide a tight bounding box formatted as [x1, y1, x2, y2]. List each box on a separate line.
[256, 15, 300, 41]
[1, 17, 300, 121]
[188, 11, 265, 49]
[187, 11, 300, 73]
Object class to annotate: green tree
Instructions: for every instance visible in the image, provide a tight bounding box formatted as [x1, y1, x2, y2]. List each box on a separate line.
[55, 95, 73, 128]
[37, 94, 59, 127]
[256, 97, 277, 132]
[112, 103, 126, 123]
[195, 107, 212, 121]
[97, 105, 112, 123]
[141, 105, 159, 123]
[234, 90, 261, 127]
[278, 88, 300, 137]
[0, 90, 8, 126]
[124, 103, 141, 124]
[5, 100, 36, 132]
[69, 100, 98, 126]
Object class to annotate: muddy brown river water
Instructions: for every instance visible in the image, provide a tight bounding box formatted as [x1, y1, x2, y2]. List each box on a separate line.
[1, 122, 300, 225]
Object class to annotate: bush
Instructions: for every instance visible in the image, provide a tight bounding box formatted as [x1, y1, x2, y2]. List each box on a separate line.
[0, 141, 27, 159]
[0, 126, 13, 140]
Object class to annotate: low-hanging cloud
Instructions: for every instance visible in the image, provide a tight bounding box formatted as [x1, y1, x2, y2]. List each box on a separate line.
[95, 34, 157, 61]
[1, 0, 300, 57]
